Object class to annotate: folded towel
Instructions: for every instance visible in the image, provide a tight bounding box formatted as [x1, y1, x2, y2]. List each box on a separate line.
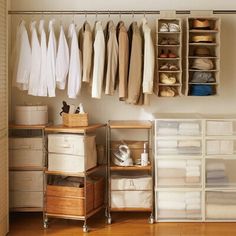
[207, 140, 234, 155]
[178, 147, 201, 154]
[157, 177, 185, 185]
[158, 192, 186, 201]
[206, 204, 236, 219]
[185, 192, 201, 199]
[186, 166, 200, 171]
[186, 204, 201, 210]
[190, 85, 214, 96]
[185, 176, 200, 183]
[206, 162, 226, 171]
[206, 177, 228, 184]
[178, 129, 200, 136]
[157, 140, 178, 148]
[186, 198, 201, 205]
[179, 122, 200, 131]
[207, 121, 233, 136]
[158, 127, 178, 135]
[157, 148, 178, 154]
[157, 160, 186, 169]
[157, 168, 186, 178]
[158, 201, 186, 210]
[158, 209, 187, 219]
[186, 171, 200, 177]
[178, 140, 201, 147]
[206, 140, 220, 155]
[206, 170, 226, 179]
[220, 140, 234, 155]
[187, 160, 201, 166]
[207, 192, 236, 205]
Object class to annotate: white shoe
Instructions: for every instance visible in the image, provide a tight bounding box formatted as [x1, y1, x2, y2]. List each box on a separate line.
[159, 23, 169, 32]
[168, 23, 180, 32]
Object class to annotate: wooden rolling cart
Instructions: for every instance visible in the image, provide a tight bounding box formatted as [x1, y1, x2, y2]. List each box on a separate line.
[9, 124, 47, 212]
[43, 124, 106, 232]
[106, 120, 154, 224]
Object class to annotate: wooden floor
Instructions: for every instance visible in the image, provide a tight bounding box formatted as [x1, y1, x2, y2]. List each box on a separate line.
[9, 212, 236, 236]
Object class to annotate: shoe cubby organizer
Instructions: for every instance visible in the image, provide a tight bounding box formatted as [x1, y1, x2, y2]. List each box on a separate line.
[186, 17, 221, 96]
[156, 18, 183, 97]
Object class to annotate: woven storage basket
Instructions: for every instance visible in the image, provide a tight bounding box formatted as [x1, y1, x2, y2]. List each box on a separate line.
[62, 113, 88, 127]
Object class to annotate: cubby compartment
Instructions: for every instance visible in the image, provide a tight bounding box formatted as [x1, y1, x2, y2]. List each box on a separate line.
[156, 190, 202, 220]
[156, 159, 202, 187]
[206, 139, 236, 156]
[206, 191, 236, 220]
[206, 159, 236, 188]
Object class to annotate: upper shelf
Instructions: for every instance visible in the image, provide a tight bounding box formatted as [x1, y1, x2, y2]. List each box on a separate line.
[45, 123, 106, 134]
[9, 123, 49, 130]
[108, 120, 152, 129]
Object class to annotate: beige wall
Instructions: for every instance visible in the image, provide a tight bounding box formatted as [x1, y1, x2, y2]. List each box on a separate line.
[8, 0, 236, 125]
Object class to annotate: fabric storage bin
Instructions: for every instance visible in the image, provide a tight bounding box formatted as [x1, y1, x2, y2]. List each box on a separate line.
[156, 191, 202, 220]
[111, 190, 152, 209]
[156, 159, 202, 186]
[48, 134, 96, 157]
[206, 159, 236, 187]
[9, 137, 44, 167]
[156, 139, 202, 155]
[206, 140, 234, 155]
[46, 183, 93, 216]
[9, 171, 43, 191]
[48, 153, 97, 172]
[206, 121, 233, 136]
[206, 191, 236, 219]
[15, 105, 48, 125]
[10, 191, 43, 208]
[111, 175, 152, 190]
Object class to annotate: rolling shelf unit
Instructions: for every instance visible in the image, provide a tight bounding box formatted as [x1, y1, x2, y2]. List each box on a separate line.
[156, 18, 183, 97]
[9, 124, 47, 212]
[43, 124, 106, 233]
[107, 120, 154, 224]
[186, 17, 221, 96]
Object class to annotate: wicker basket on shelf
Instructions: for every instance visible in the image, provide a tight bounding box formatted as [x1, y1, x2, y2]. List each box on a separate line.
[62, 113, 88, 127]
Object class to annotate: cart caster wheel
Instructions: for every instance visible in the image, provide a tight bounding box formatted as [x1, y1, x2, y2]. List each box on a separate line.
[83, 225, 89, 233]
[148, 216, 154, 224]
[43, 221, 48, 229]
[107, 217, 112, 224]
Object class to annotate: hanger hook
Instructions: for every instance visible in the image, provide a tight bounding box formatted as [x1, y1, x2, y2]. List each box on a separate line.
[119, 11, 122, 20]
[84, 10, 87, 19]
[132, 10, 134, 18]
[143, 11, 146, 18]
[108, 10, 110, 18]
[96, 11, 98, 19]
[72, 14, 75, 24]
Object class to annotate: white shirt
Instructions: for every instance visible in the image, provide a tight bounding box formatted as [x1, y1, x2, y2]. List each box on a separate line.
[142, 18, 154, 94]
[67, 23, 82, 99]
[56, 25, 69, 90]
[38, 19, 47, 96]
[92, 21, 105, 99]
[12, 20, 31, 90]
[46, 19, 57, 97]
[28, 21, 41, 96]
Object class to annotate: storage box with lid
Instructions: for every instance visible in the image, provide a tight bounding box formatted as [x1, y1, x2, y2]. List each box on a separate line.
[111, 175, 152, 208]
[48, 134, 97, 172]
[15, 105, 48, 125]
[9, 137, 44, 167]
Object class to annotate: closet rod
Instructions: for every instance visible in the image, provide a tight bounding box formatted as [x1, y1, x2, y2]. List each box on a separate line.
[8, 10, 160, 15]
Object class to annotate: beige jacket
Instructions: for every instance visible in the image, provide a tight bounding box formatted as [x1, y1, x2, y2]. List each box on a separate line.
[105, 20, 118, 95]
[79, 21, 92, 83]
[117, 21, 129, 101]
[126, 22, 142, 105]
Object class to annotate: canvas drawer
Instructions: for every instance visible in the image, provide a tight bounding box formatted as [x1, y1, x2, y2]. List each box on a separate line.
[9, 149, 44, 168]
[48, 153, 97, 173]
[9, 137, 43, 150]
[206, 191, 236, 219]
[10, 191, 43, 208]
[46, 183, 93, 216]
[48, 134, 96, 156]
[111, 190, 152, 209]
[9, 171, 43, 191]
[111, 175, 152, 191]
[156, 190, 202, 220]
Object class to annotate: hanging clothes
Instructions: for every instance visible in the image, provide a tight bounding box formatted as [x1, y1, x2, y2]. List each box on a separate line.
[67, 22, 82, 99]
[92, 21, 105, 99]
[46, 19, 57, 97]
[105, 20, 118, 96]
[12, 20, 31, 91]
[141, 18, 154, 95]
[38, 19, 47, 96]
[126, 22, 142, 105]
[79, 21, 93, 83]
[28, 21, 41, 96]
[56, 24, 69, 90]
[117, 21, 129, 101]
